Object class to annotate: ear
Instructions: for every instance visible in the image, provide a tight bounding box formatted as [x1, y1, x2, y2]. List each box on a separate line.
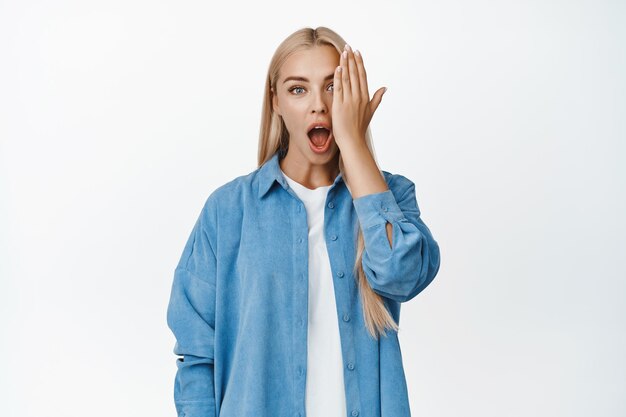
[271, 88, 281, 116]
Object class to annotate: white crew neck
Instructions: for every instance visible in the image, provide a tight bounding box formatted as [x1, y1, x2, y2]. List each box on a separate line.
[280, 168, 333, 192]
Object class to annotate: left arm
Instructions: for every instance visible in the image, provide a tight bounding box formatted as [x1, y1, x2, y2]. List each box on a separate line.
[332, 44, 441, 302]
[351, 172, 441, 303]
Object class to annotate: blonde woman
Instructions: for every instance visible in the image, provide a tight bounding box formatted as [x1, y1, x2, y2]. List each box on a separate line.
[167, 26, 441, 417]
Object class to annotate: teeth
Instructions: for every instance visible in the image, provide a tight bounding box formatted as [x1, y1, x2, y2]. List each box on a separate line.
[309, 125, 331, 134]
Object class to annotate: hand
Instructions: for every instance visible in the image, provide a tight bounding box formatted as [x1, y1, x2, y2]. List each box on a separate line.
[331, 44, 387, 150]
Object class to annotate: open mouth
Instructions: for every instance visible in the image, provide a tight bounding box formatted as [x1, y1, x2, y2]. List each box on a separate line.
[307, 126, 331, 147]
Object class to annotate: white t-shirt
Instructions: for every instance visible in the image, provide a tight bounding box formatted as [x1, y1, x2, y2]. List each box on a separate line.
[280, 168, 347, 417]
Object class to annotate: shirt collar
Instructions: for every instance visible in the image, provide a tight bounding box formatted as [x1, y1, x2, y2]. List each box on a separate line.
[257, 152, 344, 199]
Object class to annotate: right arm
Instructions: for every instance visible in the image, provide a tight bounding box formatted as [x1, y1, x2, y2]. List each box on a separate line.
[166, 196, 218, 417]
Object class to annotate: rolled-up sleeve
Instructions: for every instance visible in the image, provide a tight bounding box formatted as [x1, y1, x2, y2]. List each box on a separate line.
[166, 196, 218, 417]
[352, 175, 441, 302]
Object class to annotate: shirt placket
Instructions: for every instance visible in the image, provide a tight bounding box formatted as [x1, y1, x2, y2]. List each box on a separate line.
[281, 179, 309, 417]
[324, 184, 362, 417]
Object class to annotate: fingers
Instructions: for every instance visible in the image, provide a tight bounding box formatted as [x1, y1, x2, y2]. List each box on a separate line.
[340, 48, 352, 100]
[345, 45, 360, 101]
[338, 44, 387, 123]
[370, 87, 387, 116]
[353, 49, 369, 101]
[341, 44, 373, 102]
[334, 64, 343, 103]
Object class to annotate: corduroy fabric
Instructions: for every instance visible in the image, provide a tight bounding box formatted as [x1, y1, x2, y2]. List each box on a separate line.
[166, 151, 441, 417]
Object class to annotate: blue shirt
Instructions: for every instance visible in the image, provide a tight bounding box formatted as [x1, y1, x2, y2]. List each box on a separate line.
[166, 151, 441, 417]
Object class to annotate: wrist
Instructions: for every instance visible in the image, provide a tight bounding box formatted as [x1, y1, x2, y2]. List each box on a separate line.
[337, 135, 369, 156]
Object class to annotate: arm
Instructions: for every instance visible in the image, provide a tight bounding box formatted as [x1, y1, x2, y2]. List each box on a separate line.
[330, 44, 440, 303]
[166, 196, 218, 417]
[352, 175, 441, 302]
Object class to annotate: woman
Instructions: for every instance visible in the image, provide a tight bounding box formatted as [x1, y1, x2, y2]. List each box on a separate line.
[167, 26, 441, 417]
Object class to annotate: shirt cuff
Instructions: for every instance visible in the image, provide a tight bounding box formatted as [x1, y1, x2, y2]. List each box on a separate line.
[352, 189, 406, 229]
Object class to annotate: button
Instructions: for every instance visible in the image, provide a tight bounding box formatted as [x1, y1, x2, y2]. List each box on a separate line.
[297, 413, 302, 417]
[347, 362, 355, 370]
[330, 235, 337, 241]
[328, 201, 335, 209]
[343, 314, 350, 322]
[383, 206, 388, 212]
[297, 205, 301, 212]
[298, 366, 304, 376]
[298, 237, 303, 243]
[351, 410, 359, 416]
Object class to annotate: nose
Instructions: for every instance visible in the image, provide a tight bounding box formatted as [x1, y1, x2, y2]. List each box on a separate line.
[310, 89, 329, 114]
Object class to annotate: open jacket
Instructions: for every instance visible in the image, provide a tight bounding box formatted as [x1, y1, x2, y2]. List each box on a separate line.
[167, 151, 441, 417]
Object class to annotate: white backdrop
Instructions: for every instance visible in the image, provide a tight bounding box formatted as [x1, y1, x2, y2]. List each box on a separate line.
[1, 1, 624, 416]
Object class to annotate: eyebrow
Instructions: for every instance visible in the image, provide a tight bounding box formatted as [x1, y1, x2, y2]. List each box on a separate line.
[282, 74, 335, 84]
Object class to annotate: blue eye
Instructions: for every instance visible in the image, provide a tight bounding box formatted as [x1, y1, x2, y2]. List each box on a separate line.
[289, 86, 305, 95]
[288, 84, 334, 95]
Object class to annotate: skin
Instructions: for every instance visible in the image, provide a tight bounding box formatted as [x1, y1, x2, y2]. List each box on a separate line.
[272, 43, 393, 247]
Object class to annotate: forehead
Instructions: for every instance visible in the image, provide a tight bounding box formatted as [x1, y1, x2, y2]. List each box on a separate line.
[280, 45, 339, 81]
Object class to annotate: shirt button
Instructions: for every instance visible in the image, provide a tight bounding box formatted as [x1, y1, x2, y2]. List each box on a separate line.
[351, 410, 359, 416]
[298, 237, 303, 243]
[347, 362, 355, 370]
[337, 271, 344, 278]
[343, 314, 350, 322]
[330, 234, 337, 241]
[298, 366, 304, 376]
[383, 206, 388, 212]
[328, 201, 335, 209]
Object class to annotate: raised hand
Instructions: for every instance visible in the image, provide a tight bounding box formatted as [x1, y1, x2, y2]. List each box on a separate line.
[331, 44, 387, 151]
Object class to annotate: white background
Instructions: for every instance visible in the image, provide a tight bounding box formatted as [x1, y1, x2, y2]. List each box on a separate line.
[1, 1, 624, 416]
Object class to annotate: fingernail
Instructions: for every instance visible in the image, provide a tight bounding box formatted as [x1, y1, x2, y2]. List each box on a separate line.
[355, 50, 360, 57]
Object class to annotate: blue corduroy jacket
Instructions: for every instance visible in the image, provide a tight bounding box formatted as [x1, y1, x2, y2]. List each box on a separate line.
[167, 151, 441, 417]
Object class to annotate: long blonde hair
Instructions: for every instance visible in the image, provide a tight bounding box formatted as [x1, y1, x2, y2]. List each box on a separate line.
[257, 26, 398, 339]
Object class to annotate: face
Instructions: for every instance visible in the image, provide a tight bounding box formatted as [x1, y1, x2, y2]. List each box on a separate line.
[272, 44, 340, 168]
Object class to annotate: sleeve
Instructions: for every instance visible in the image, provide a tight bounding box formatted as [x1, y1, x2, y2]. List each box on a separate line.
[166, 195, 218, 417]
[352, 174, 441, 303]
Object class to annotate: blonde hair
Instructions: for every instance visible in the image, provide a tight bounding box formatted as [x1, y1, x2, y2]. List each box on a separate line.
[257, 26, 398, 339]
